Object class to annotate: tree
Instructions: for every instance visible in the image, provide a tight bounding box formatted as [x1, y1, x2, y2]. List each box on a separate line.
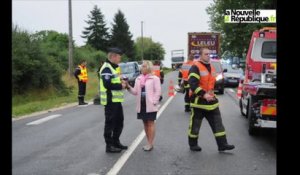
[109, 10, 135, 58]
[206, 0, 276, 57]
[12, 25, 66, 94]
[134, 37, 165, 61]
[82, 5, 110, 51]
[32, 30, 69, 69]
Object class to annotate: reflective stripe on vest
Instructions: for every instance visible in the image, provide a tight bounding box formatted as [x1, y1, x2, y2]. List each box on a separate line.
[78, 65, 88, 82]
[190, 61, 218, 110]
[99, 62, 124, 105]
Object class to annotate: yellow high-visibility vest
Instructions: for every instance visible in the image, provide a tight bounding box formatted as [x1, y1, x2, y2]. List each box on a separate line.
[78, 65, 88, 82]
[99, 62, 124, 105]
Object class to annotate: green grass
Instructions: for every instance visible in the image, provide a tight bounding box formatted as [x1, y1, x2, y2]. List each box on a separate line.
[162, 67, 173, 75]
[12, 71, 100, 118]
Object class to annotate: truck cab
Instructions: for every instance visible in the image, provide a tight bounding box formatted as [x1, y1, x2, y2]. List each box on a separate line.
[239, 27, 277, 135]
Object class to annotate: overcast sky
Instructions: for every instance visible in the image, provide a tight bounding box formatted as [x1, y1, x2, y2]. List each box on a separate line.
[13, 0, 214, 67]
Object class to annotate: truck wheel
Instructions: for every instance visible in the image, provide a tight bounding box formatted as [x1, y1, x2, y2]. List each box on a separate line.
[248, 95, 259, 136]
[239, 98, 246, 117]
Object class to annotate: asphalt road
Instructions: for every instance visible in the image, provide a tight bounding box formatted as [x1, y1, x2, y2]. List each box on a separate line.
[13, 71, 276, 175]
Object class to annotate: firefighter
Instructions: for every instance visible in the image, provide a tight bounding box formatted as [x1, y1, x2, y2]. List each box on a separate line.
[74, 59, 88, 105]
[178, 54, 194, 112]
[152, 60, 164, 101]
[152, 60, 164, 84]
[188, 48, 235, 152]
[99, 47, 128, 153]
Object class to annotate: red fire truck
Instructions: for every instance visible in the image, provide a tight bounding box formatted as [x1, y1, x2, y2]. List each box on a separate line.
[239, 27, 276, 135]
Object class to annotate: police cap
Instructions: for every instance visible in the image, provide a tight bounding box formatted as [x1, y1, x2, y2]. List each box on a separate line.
[108, 47, 123, 55]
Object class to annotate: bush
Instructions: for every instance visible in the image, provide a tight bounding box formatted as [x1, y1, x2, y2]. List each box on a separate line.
[74, 45, 107, 70]
[12, 25, 66, 94]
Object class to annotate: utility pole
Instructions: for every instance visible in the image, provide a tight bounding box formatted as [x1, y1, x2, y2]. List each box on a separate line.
[141, 21, 144, 61]
[68, 0, 73, 76]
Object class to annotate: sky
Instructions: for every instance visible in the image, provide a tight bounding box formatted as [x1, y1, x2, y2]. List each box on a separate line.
[13, 0, 214, 68]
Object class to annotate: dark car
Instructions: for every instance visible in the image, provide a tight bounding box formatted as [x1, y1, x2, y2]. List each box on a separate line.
[222, 64, 244, 87]
[119, 62, 140, 87]
[211, 59, 225, 94]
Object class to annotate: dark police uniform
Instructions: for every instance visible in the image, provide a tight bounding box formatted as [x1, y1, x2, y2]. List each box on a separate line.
[99, 48, 127, 153]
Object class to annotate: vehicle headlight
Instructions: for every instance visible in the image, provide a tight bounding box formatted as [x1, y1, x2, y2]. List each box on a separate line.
[216, 74, 223, 81]
[265, 74, 276, 83]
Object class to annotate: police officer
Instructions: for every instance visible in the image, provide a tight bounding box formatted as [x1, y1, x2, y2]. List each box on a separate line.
[99, 47, 128, 153]
[178, 54, 194, 112]
[188, 48, 235, 152]
[74, 60, 88, 105]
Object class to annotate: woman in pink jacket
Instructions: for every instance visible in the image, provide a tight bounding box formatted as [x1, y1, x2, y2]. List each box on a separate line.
[127, 60, 162, 151]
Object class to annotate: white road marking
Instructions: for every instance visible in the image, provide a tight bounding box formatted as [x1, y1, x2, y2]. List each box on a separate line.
[229, 88, 234, 93]
[26, 114, 62, 125]
[105, 92, 177, 175]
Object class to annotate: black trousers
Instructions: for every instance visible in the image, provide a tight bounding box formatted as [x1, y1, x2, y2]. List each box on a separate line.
[184, 87, 190, 109]
[78, 81, 86, 97]
[104, 102, 124, 146]
[188, 107, 226, 146]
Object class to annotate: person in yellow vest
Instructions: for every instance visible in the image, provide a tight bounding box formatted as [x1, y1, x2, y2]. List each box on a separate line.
[99, 47, 128, 153]
[178, 54, 194, 112]
[74, 60, 88, 105]
[188, 48, 235, 152]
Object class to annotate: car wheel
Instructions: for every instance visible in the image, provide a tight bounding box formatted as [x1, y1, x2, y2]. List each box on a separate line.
[239, 98, 246, 117]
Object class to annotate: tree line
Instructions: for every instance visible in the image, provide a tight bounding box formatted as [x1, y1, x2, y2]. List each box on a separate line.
[12, 5, 165, 95]
[206, 0, 276, 59]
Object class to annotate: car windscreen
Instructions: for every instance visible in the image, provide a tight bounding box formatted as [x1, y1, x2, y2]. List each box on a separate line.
[211, 61, 222, 73]
[120, 64, 136, 74]
[261, 41, 276, 59]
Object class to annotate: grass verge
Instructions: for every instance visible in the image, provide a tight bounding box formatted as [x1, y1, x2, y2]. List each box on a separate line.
[12, 71, 99, 118]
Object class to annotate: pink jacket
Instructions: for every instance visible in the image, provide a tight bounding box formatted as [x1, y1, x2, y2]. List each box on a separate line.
[128, 74, 162, 113]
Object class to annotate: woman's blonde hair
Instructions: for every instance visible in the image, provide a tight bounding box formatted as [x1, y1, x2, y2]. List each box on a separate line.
[142, 60, 153, 74]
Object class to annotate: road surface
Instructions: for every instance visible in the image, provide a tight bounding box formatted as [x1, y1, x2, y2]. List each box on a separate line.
[13, 71, 276, 175]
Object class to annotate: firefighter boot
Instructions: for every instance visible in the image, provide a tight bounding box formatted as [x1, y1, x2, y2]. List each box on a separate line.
[189, 137, 202, 151]
[216, 135, 235, 151]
